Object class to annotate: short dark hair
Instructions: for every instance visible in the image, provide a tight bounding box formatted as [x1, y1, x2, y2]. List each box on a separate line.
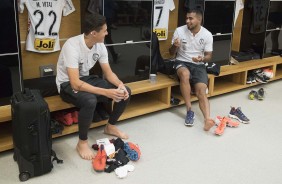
[187, 8, 203, 19]
[83, 13, 106, 35]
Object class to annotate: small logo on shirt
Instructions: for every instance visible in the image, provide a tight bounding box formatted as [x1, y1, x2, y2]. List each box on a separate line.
[199, 38, 204, 45]
[92, 53, 99, 62]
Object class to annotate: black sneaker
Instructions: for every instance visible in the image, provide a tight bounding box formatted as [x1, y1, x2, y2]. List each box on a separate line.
[257, 88, 265, 100]
[228, 107, 250, 124]
[96, 106, 110, 120]
[93, 111, 102, 122]
[253, 70, 267, 83]
[246, 75, 253, 84]
[248, 90, 258, 100]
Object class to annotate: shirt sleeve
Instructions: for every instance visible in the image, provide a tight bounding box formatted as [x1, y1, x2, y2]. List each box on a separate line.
[63, 0, 76, 16]
[205, 33, 213, 52]
[62, 41, 80, 68]
[98, 44, 109, 64]
[18, 0, 26, 13]
[169, 0, 175, 11]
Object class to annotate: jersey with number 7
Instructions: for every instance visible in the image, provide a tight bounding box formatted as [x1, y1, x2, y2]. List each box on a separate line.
[153, 0, 175, 40]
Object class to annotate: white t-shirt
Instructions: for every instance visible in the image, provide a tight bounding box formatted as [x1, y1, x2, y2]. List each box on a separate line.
[153, 0, 175, 40]
[172, 25, 213, 64]
[56, 34, 108, 93]
[19, 0, 75, 53]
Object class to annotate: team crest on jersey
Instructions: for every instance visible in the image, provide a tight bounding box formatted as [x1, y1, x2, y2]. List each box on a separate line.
[92, 53, 99, 62]
[199, 38, 204, 45]
[34, 38, 55, 51]
[153, 28, 167, 39]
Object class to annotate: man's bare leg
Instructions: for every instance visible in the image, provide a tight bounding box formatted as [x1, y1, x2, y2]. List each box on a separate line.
[104, 124, 129, 139]
[177, 68, 192, 111]
[195, 83, 214, 131]
[76, 139, 95, 160]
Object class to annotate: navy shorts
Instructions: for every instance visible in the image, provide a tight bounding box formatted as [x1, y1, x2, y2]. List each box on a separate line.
[174, 60, 208, 86]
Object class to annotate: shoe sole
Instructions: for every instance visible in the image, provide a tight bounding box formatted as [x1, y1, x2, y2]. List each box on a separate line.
[215, 132, 223, 136]
[228, 114, 250, 124]
[184, 117, 195, 126]
[226, 124, 239, 128]
[184, 122, 194, 126]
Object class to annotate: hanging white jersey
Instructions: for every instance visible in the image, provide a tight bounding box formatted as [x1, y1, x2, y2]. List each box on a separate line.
[153, 0, 175, 40]
[234, 0, 244, 26]
[19, 0, 75, 53]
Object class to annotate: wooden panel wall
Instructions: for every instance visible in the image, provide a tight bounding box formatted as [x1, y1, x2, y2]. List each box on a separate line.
[231, 0, 244, 52]
[19, 0, 81, 79]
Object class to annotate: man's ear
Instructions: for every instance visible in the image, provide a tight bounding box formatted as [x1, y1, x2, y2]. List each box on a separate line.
[91, 31, 97, 36]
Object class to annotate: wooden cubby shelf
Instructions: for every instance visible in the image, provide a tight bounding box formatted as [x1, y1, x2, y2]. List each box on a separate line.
[0, 57, 282, 152]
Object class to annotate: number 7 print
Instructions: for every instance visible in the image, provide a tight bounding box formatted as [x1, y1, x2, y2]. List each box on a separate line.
[155, 6, 163, 27]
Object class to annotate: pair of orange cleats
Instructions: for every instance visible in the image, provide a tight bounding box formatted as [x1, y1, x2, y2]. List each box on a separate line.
[55, 111, 78, 126]
[92, 145, 107, 172]
[214, 116, 239, 136]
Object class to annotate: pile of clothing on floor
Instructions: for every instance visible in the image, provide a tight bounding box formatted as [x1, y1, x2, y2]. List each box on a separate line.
[91, 138, 141, 179]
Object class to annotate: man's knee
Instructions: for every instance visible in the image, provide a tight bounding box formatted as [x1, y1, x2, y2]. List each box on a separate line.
[78, 95, 97, 110]
[177, 69, 190, 82]
[195, 85, 208, 98]
[125, 86, 131, 96]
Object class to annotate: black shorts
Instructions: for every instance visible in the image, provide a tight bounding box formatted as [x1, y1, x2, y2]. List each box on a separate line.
[174, 60, 208, 86]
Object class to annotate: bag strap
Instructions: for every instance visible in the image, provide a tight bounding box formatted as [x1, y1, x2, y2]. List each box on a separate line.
[51, 149, 63, 164]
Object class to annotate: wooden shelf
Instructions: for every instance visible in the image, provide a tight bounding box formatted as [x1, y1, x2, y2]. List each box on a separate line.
[126, 74, 178, 95]
[0, 123, 13, 152]
[0, 105, 11, 123]
[119, 92, 170, 120]
[52, 120, 108, 139]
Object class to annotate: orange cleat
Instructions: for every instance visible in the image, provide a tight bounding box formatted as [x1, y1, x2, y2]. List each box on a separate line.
[216, 116, 239, 128]
[215, 117, 227, 136]
[55, 112, 73, 126]
[71, 111, 78, 124]
[92, 145, 107, 172]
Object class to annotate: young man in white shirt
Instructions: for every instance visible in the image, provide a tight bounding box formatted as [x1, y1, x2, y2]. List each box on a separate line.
[169, 9, 215, 131]
[56, 13, 130, 160]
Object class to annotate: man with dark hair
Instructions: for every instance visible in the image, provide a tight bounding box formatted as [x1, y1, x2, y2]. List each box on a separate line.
[56, 13, 131, 160]
[169, 9, 215, 131]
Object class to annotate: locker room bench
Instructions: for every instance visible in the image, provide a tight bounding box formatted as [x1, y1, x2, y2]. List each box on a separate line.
[1, 56, 282, 152]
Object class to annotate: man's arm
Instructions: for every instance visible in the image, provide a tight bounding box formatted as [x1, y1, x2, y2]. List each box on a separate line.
[67, 67, 127, 101]
[169, 38, 180, 56]
[100, 63, 129, 100]
[203, 51, 213, 62]
[67, 67, 107, 95]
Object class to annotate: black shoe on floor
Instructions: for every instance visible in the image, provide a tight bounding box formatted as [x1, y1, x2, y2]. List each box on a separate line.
[93, 111, 102, 122]
[96, 106, 110, 120]
[257, 88, 265, 100]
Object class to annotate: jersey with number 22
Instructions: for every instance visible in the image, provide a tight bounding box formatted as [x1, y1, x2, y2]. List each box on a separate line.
[19, 0, 75, 53]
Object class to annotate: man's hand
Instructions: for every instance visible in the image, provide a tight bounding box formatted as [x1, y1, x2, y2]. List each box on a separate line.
[169, 37, 181, 55]
[192, 55, 204, 63]
[105, 88, 127, 102]
[117, 84, 129, 100]
[173, 38, 181, 48]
